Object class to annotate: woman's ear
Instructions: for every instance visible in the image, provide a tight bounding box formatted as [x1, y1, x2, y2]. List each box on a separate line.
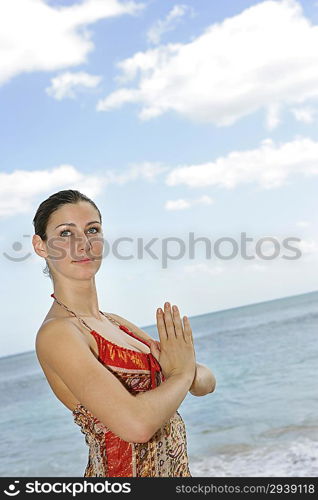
[32, 234, 48, 259]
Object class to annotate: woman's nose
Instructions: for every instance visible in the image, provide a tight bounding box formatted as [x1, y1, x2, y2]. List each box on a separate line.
[77, 233, 92, 252]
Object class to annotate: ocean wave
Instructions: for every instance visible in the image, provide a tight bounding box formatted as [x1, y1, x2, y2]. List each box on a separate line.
[189, 437, 318, 477]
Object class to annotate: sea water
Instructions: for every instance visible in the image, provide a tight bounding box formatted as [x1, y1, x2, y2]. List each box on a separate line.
[0, 291, 317, 476]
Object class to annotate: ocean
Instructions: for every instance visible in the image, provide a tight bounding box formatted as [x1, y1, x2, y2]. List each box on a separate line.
[1, 290, 317, 477]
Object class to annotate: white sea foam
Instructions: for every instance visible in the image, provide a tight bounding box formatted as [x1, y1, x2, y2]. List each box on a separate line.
[190, 437, 318, 477]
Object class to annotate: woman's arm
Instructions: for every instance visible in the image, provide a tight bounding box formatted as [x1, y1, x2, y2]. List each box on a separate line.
[189, 362, 216, 396]
[36, 318, 193, 443]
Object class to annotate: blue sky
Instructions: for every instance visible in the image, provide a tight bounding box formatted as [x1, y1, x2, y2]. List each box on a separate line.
[1, 0, 318, 357]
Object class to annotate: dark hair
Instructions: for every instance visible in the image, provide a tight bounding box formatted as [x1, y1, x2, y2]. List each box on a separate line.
[32, 189, 102, 279]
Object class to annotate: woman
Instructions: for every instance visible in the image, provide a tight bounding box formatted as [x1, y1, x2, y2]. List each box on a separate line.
[32, 189, 216, 477]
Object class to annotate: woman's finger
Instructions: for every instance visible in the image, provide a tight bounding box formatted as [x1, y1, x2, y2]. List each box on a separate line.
[183, 315, 193, 344]
[163, 302, 177, 339]
[171, 304, 185, 340]
[149, 339, 160, 362]
[156, 307, 168, 342]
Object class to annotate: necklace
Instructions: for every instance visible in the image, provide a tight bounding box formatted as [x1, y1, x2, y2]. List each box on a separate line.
[50, 292, 120, 332]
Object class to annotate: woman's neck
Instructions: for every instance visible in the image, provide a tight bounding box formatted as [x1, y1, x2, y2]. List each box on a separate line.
[52, 280, 102, 320]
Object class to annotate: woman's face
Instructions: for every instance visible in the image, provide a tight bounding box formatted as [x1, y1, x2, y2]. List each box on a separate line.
[40, 201, 104, 280]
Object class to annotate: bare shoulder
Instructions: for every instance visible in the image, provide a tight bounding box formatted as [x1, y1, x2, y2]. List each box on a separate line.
[36, 316, 83, 340]
[107, 312, 157, 343]
[34, 316, 151, 442]
[35, 317, 89, 363]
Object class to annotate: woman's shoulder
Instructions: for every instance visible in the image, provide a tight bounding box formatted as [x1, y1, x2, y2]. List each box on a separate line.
[36, 316, 90, 351]
[41, 303, 72, 325]
[39, 313, 80, 333]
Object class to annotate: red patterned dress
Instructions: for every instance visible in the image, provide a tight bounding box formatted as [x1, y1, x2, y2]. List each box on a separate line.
[71, 316, 192, 477]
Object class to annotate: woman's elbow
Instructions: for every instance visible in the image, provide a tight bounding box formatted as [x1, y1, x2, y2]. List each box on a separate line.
[120, 413, 153, 443]
[210, 376, 217, 393]
[132, 423, 153, 443]
[115, 418, 149, 443]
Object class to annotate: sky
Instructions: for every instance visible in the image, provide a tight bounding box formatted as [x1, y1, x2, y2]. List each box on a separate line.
[1, 0, 318, 357]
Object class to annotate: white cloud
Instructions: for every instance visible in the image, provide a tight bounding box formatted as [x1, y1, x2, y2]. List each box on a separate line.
[251, 263, 267, 272]
[165, 195, 214, 211]
[0, 0, 144, 87]
[296, 220, 311, 227]
[266, 103, 282, 130]
[97, 0, 318, 127]
[165, 137, 318, 190]
[291, 106, 316, 123]
[184, 262, 224, 276]
[296, 238, 318, 256]
[165, 199, 190, 211]
[146, 4, 194, 45]
[45, 71, 102, 100]
[0, 161, 168, 218]
[0, 165, 109, 217]
[104, 162, 169, 184]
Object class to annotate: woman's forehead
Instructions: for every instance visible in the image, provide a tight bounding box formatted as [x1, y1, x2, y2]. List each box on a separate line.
[49, 202, 99, 226]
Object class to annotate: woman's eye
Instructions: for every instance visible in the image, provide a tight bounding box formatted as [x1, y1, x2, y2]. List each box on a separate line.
[59, 227, 99, 237]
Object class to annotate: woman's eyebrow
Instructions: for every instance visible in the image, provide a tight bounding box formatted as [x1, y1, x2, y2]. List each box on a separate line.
[54, 220, 101, 229]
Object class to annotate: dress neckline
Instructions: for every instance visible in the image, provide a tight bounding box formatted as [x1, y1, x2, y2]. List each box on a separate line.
[90, 326, 150, 357]
[50, 292, 151, 356]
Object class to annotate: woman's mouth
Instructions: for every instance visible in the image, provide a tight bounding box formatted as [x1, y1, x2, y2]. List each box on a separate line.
[73, 258, 94, 263]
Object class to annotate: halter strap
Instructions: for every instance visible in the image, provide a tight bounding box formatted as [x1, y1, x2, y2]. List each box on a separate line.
[50, 293, 121, 332]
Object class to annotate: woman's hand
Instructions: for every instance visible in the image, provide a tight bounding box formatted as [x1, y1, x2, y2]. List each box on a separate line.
[150, 302, 196, 381]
